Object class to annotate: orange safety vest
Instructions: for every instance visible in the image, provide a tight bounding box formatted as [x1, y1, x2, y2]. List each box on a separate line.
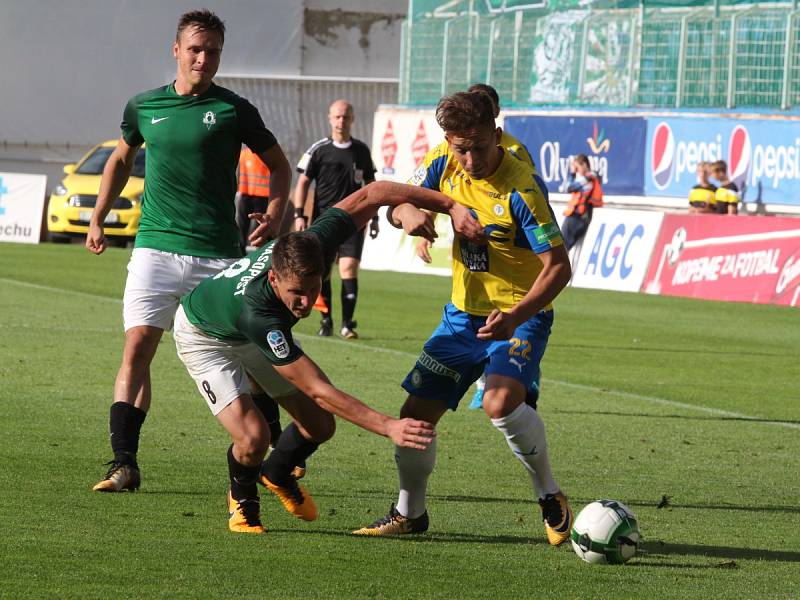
[238, 147, 270, 197]
[564, 172, 603, 216]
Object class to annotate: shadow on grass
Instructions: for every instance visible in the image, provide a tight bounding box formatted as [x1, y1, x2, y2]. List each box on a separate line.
[548, 341, 792, 359]
[641, 540, 800, 563]
[331, 491, 800, 516]
[272, 527, 548, 546]
[553, 408, 800, 427]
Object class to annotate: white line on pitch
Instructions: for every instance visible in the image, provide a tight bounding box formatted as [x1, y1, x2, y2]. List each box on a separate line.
[3, 278, 795, 431]
[297, 333, 800, 431]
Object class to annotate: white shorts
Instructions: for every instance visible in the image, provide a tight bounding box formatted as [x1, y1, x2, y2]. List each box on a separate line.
[173, 305, 299, 416]
[123, 248, 235, 331]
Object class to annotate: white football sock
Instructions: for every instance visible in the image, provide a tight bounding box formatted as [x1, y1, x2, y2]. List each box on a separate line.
[395, 437, 436, 519]
[491, 402, 559, 499]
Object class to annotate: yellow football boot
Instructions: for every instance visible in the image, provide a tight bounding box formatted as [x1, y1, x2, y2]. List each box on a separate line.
[260, 474, 318, 521]
[227, 490, 266, 534]
[352, 504, 429, 536]
[539, 491, 574, 546]
[92, 462, 141, 492]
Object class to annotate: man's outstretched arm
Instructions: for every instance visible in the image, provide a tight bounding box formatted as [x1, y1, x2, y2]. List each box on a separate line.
[334, 181, 485, 244]
[274, 355, 435, 450]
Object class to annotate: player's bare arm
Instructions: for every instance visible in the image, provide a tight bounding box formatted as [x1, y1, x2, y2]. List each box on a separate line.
[86, 137, 140, 255]
[248, 144, 292, 245]
[274, 355, 436, 450]
[477, 244, 572, 341]
[291, 173, 313, 233]
[389, 202, 488, 246]
[339, 181, 485, 243]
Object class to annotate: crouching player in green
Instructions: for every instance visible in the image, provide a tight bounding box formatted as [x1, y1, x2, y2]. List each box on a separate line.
[352, 91, 574, 544]
[173, 180, 484, 533]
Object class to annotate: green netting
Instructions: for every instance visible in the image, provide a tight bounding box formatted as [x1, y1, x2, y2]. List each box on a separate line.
[402, 0, 800, 109]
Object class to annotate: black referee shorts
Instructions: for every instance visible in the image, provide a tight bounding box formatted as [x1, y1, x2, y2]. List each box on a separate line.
[338, 227, 366, 260]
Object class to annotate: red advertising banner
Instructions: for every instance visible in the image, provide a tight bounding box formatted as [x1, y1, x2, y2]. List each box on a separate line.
[643, 214, 800, 306]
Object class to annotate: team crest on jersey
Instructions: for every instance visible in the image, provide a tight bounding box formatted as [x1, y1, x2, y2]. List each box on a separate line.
[493, 203, 504, 216]
[266, 330, 290, 359]
[354, 168, 364, 185]
[203, 111, 216, 129]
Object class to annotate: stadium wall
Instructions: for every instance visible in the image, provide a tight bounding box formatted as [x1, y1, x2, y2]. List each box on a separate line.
[362, 105, 800, 307]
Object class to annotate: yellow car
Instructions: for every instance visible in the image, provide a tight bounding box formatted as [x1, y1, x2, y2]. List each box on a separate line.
[47, 140, 145, 245]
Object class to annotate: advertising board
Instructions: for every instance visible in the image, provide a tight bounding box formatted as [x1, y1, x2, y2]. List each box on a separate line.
[571, 209, 664, 292]
[0, 172, 47, 244]
[646, 117, 800, 207]
[643, 214, 800, 306]
[504, 115, 647, 195]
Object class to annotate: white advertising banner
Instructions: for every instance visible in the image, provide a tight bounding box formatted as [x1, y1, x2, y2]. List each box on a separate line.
[361, 208, 453, 276]
[570, 208, 665, 292]
[364, 107, 448, 274]
[371, 107, 442, 183]
[363, 106, 563, 277]
[0, 172, 47, 244]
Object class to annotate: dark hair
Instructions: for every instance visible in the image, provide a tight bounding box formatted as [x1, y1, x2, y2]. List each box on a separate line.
[435, 91, 496, 134]
[711, 160, 728, 172]
[574, 153, 591, 168]
[467, 83, 500, 110]
[271, 232, 324, 279]
[176, 9, 226, 44]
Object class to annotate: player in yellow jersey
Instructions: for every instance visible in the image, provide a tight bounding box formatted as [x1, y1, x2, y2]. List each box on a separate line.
[353, 91, 574, 544]
[416, 84, 538, 410]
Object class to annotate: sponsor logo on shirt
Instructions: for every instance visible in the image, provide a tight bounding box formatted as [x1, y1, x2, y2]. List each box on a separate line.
[533, 222, 561, 245]
[267, 330, 290, 359]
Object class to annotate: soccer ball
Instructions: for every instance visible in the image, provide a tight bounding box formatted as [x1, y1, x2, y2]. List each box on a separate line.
[570, 500, 640, 565]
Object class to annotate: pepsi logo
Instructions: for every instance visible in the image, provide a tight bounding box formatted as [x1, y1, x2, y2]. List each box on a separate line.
[651, 122, 675, 190]
[727, 125, 751, 189]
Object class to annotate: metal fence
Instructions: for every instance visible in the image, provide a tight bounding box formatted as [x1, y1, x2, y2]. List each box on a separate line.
[215, 74, 399, 166]
[401, 1, 800, 109]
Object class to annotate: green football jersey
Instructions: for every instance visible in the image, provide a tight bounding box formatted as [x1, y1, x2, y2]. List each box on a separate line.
[122, 82, 277, 258]
[181, 208, 356, 365]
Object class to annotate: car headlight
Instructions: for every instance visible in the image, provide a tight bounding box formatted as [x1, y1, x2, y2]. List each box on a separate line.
[53, 185, 68, 196]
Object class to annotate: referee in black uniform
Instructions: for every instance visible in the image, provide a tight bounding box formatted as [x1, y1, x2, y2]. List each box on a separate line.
[293, 99, 378, 339]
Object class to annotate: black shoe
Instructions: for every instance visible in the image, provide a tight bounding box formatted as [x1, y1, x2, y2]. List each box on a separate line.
[318, 317, 333, 337]
[352, 503, 429, 536]
[93, 461, 141, 492]
[340, 320, 358, 339]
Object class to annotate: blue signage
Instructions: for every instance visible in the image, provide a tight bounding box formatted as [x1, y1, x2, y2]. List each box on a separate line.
[504, 115, 647, 196]
[645, 116, 800, 206]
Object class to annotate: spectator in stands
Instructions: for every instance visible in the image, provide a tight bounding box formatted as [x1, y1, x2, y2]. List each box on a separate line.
[688, 161, 716, 214]
[293, 99, 378, 339]
[561, 154, 603, 251]
[237, 146, 272, 252]
[710, 160, 740, 215]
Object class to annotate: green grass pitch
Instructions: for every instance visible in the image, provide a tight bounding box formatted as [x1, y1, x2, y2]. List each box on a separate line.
[0, 242, 798, 599]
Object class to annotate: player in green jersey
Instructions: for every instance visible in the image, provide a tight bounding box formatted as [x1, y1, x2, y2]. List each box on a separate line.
[173, 180, 484, 533]
[87, 9, 292, 493]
